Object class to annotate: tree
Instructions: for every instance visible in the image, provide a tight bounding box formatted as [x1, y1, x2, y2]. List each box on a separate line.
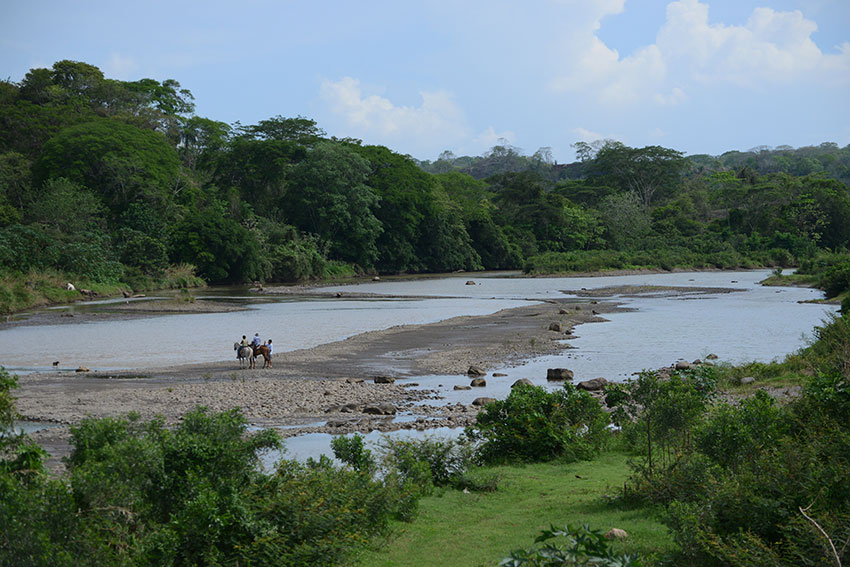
[288, 142, 382, 268]
[210, 137, 306, 217]
[586, 142, 687, 207]
[170, 204, 264, 283]
[34, 119, 180, 215]
[238, 115, 325, 147]
[597, 191, 651, 249]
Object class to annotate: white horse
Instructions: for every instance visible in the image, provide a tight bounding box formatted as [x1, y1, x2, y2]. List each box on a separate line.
[234, 342, 255, 369]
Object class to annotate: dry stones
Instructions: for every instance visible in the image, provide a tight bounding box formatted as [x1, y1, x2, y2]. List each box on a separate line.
[363, 403, 396, 415]
[547, 368, 574, 381]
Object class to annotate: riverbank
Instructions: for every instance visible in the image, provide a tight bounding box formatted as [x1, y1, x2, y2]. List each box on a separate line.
[16, 293, 621, 472]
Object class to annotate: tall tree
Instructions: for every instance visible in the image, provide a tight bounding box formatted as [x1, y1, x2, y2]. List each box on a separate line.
[586, 142, 687, 207]
[288, 142, 382, 268]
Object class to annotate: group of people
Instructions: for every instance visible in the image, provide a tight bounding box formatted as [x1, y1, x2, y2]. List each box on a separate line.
[237, 333, 273, 357]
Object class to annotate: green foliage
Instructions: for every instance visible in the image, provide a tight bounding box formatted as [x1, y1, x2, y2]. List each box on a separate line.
[5, 58, 850, 297]
[467, 383, 610, 464]
[170, 204, 264, 283]
[694, 391, 786, 471]
[607, 368, 715, 498]
[34, 119, 180, 215]
[2, 402, 419, 567]
[501, 524, 643, 567]
[288, 142, 382, 268]
[613, 315, 850, 566]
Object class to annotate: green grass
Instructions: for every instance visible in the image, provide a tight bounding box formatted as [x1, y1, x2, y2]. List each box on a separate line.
[712, 360, 810, 392]
[355, 450, 675, 567]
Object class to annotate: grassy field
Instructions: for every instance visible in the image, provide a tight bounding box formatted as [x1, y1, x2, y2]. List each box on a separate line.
[356, 450, 675, 567]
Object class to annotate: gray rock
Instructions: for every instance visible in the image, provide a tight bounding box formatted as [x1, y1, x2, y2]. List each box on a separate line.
[466, 280, 476, 285]
[706, 353, 719, 360]
[605, 528, 628, 539]
[470, 378, 487, 387]
[472, 397, 497, 407]
[512, 378, 534, 388]
[740, 377, 756, 385]
[548, 322, 565, 332]
[373, 376, 395, 384]
[577, 377, 608, 391]
[467, 365, 487, 377]
[363, 403, 396, 415]
[675, 361, 693, 370]
[453, 385, 472, 390]
[346, 377, 364, 384]
[492, 372, 507, 377]
[547, 368, 574, 381]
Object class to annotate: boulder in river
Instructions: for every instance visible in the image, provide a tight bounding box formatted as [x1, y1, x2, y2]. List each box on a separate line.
[373, 376, 395, 384]
[577, 377, 608, 391]
[472, 397, 497, 407]
[470, 378, 486, 387]
[547, 368, 574, 381]
[512, 378, 534, 388]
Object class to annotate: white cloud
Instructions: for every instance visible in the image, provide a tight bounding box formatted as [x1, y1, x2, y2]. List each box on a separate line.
[657, 0, 846, 85]
[319, 77, 470, 152]
[549, 0, 850, 108]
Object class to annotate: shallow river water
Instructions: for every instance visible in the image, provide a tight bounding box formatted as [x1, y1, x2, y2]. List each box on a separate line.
[1, 270, 838, 461]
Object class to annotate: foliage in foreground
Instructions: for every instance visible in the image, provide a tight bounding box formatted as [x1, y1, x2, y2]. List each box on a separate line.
[466, 382, 611, 464]
[609, 313, 850, 566]
[0, 379, 410, 567]
[501, 524, 642, 567]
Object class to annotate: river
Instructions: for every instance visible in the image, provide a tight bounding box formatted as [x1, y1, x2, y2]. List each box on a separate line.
[1, 269, 837, 461]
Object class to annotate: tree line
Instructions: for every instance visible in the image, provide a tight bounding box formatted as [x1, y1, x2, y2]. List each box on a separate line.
[2, 60, 850, 293]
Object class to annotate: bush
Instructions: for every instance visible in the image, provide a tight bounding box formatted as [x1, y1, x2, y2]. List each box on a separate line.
[466, 383, 610, 464]
[501, 524, 643, 567]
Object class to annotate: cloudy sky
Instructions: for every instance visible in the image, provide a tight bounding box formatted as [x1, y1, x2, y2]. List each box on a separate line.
[2, 0, 848, 162]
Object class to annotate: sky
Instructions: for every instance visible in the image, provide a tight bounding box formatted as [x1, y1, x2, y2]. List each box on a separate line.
[1, 0, 849, 163]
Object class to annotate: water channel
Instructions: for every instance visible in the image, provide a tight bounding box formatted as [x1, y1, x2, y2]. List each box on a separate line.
[0, 269, 837, 461]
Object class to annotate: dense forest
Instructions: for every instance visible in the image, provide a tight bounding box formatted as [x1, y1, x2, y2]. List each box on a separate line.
[2, 60, 850, 310]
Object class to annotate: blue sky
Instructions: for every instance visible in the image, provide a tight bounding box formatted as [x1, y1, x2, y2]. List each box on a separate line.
[2, 0, 848, 162]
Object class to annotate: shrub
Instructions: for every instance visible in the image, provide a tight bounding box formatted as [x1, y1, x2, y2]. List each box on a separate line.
[466, 383, 610, 464]
[501, 524, 643, 567]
